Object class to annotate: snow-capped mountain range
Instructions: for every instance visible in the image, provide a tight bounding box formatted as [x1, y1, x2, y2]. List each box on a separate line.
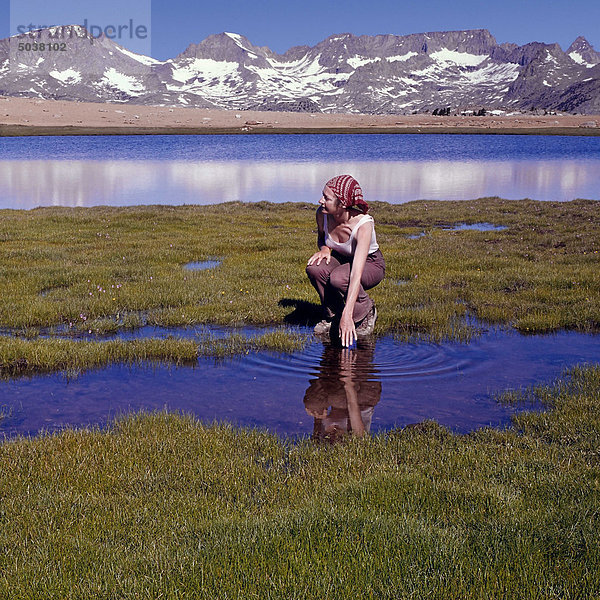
[1, 27, 599, 114]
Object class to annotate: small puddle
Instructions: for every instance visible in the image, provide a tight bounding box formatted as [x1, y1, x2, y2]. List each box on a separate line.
[1, 328, 598, 440]
[406, 224, 506, 239]
[444, 223, 508, 232]
[183, 259, 221, 271]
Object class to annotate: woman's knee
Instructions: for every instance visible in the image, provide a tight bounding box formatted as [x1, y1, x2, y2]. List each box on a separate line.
[329, 266, 350, 291]
[362, 257, 386, 289]
[362, 268, 385, 290]
[306, 263, 329, 283]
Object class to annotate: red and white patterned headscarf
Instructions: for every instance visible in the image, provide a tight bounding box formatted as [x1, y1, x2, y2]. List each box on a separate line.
[325, 175, 369, 214]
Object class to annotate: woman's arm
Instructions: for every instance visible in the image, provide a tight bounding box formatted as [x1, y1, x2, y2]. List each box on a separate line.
[339, 222, 372, 347]
[307, 207, 332, 266]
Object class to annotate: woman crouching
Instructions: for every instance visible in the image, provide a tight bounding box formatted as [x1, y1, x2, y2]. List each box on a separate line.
[306, 175, 385, 347]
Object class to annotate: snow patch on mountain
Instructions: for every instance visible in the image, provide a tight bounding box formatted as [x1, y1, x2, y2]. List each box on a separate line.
[224, 32, 244, 44]
[100, 68, 144, 95]
[13, 63, 35, 74]
[246, 60, 347, 98]
[224, 31, 254, 53]
[462, 62, 520, 85]
[431, 49, 488, 66]
[569, 51, 596, 68]
[169, 63, 244, 100]
[115, 45, 162, 66]
[544, 51, 560, 66]
[347, 55, 380, 68]
[171, 58, 239, 83]
[412, 64, 440, 77]
[268, 53, 325, 77]
[49, 68, 82, 83]
[387, 52, 418, 63]
[378, 86, 408, 98]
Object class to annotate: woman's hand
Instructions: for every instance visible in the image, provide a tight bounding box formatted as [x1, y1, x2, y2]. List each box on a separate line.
[307, 249, 331, 266]
[339, 309, 356, 348]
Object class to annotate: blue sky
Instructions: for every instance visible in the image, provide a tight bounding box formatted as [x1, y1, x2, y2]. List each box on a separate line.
[3, 0, 599, 60]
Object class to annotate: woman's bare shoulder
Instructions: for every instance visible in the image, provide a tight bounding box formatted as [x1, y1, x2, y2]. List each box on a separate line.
[350, 213, 373, 228]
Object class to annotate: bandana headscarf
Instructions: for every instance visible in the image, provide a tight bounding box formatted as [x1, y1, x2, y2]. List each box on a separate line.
[325, 175, 369, 214]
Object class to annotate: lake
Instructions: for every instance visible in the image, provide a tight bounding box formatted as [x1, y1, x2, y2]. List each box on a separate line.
[1, 134, 599, 208]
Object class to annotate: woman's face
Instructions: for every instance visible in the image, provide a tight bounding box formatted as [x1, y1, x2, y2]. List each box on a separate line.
[319, 185, 340, 214]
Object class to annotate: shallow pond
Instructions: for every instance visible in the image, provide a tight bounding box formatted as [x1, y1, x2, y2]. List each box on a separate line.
[1, 328, 598, 439]
[183, 259, 222, 271]
[407, 222, 507, 239]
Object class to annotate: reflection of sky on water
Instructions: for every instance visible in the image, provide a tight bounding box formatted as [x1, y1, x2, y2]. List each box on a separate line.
[0, 159, 599, 208]
[1, 329, 600, 439]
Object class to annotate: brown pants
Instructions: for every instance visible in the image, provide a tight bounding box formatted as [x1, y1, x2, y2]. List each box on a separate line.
[306, 249, 385, 323]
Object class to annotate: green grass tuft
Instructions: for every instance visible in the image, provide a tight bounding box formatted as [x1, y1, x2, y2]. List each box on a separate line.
[0, 330, 311, 377]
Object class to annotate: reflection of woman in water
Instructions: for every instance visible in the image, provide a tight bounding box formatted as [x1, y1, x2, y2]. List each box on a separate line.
[306, 175, 385, 348]
[303, 340, 381, 443]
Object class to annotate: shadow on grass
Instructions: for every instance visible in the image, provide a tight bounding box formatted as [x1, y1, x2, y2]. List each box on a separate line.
[279, 298, 322, 326]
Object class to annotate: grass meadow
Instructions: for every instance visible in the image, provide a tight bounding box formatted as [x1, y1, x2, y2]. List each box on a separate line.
[0, 198, 599, 597]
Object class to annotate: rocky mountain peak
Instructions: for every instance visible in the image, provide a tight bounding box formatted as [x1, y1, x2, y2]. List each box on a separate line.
[566, 36, 600, 67]
[174, 32, 271, 60]
[568, 36, 593, 52]
[177, 31, 275, 65]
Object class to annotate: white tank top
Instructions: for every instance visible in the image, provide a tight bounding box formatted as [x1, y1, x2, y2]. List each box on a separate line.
[324, 214, 379, 257]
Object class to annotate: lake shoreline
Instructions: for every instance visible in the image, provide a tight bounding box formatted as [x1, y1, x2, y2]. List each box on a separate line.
[4, 124, 600, 137]
[2, 95, 599, 136]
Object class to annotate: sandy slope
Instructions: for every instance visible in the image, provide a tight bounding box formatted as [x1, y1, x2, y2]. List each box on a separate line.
[1, 96, 599, 136]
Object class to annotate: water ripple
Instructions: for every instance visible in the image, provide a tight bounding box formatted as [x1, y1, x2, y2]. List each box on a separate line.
[245, 338, 479, 381]
[371, 340, 474, 379]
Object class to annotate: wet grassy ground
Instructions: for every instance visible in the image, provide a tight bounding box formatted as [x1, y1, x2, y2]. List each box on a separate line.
[1, 199, 599, 596]
[1, 365, 599, 598]
[0, 198, 598, 375]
